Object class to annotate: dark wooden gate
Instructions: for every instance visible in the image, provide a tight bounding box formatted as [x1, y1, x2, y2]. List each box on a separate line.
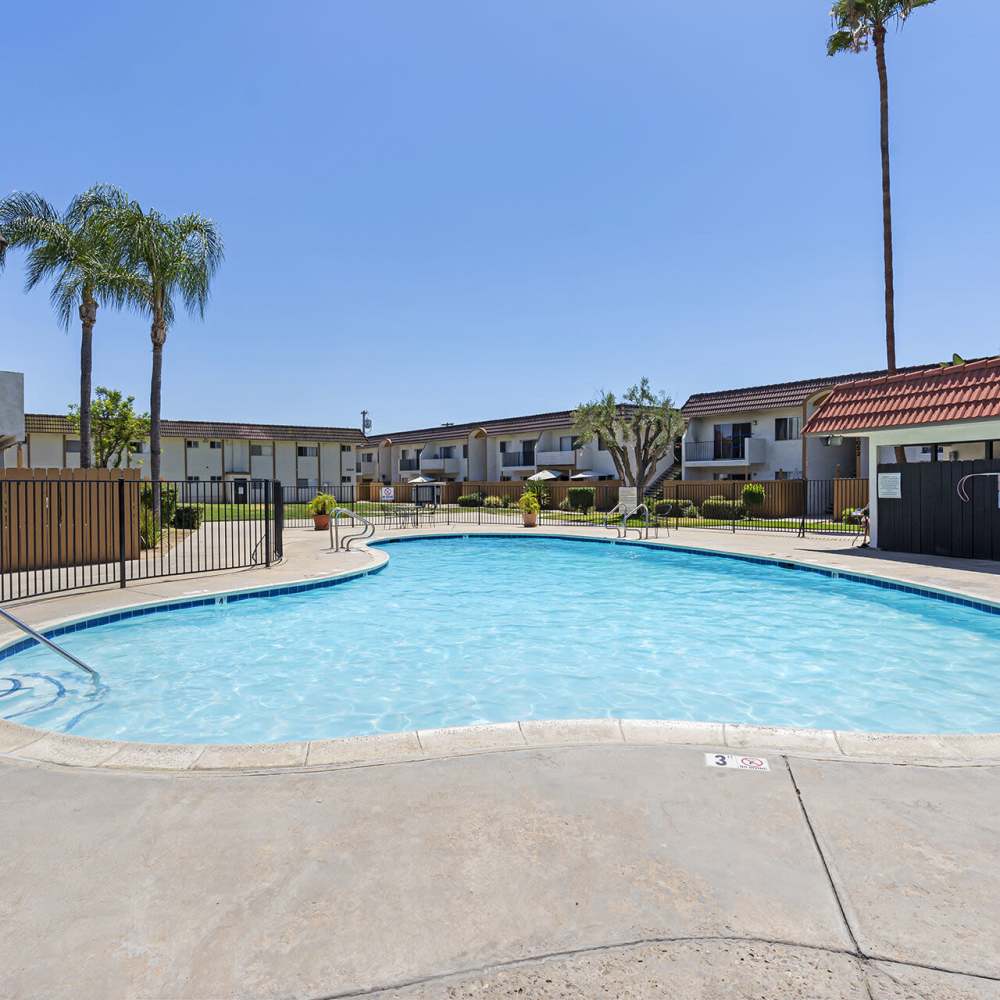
[877, 459, 1000, 560]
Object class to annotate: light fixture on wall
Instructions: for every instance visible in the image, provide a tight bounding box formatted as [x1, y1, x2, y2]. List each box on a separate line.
[824, 435, 844, 447]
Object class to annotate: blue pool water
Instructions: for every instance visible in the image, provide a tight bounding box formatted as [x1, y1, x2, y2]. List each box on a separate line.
[2, 536, 1000, 742]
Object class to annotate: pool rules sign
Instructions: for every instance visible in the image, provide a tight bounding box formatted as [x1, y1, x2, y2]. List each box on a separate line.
[877, 472, 902, 499]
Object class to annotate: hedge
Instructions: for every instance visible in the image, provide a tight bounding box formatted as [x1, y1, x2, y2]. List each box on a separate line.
[566, 486, 595, 512]
[173, 505, 205, 530]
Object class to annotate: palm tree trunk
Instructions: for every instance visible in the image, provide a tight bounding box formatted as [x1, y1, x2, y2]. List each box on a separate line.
[78, 291, 98, 469]
[149, 317, 166, 520]
[874, 26, 896, 373]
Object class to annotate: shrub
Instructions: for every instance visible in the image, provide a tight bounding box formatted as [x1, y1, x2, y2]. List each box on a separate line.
[557, 497, 572, 512]
[700, 497, 746, 521]
[307, 493, 338, 516]
[173, 505, 204, 530]
[456, 492, 485, 507]
[483, 495, 504, 508]
[654, 498, 697, 518]
[522, 481, 551, 508]
[566, 486, 595, 512]
[518, 491, 541, 515]
[841, 506, 862, 524]
[140, 483, 177, 524]
[742, 483, 766, 509]
[139, 507, 161, 550]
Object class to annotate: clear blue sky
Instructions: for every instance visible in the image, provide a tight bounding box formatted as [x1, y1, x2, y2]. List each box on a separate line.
[2, 1, 997, 434]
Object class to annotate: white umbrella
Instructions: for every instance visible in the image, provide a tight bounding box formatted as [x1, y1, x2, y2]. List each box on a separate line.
[407, 475, 438, 484]
[527, 469, 560, 481]
[569, 471, 595, 479]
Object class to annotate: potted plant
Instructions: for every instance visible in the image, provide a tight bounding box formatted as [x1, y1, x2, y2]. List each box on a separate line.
[518, 490, 540, 527]
[307, 493, 337, 530]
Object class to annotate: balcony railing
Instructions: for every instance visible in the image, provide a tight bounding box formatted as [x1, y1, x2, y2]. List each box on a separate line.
[684, 439, 749, 462]
[501, 452, 534, 467]
[535, 449, 576, 467]
[399, 459, 419, 471]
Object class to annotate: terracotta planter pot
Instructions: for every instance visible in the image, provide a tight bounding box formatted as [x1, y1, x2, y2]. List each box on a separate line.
[522, 512, 538, 528]
[313, 514, 330, 531]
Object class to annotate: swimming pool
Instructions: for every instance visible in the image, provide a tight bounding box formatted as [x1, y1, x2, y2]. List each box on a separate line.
[2, 536, 1000, 742]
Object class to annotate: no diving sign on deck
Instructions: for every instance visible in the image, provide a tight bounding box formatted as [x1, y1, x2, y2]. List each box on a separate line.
[705, 753, 770, 771]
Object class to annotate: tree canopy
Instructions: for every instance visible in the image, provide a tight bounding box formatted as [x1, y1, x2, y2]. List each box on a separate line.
[572, 379, 683, 493]
[68, 387, 150, 469]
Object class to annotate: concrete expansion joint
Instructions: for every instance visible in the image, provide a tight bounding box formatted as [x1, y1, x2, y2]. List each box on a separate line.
[301, 934, 1000, 1000]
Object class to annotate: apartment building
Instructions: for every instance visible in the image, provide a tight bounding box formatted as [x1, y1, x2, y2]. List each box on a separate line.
[677, 361, 983, 482]
[376, 408, 671, 484]
[7, 414, 367, 489]
[7, 404, 675, 488]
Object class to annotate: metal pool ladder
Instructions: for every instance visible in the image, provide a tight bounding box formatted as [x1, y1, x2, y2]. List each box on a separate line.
[604, 502, 661, 540]
[329, 508, 376, 552]
[0, 605, 103, 687]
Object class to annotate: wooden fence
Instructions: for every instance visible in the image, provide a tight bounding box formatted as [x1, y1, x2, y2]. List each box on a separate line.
[355, 480, 624, 511]
[0, 468, 141, 573]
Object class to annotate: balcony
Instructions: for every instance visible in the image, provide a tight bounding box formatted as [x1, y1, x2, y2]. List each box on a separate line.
[501, 452, 535, 468]
[355, 460, 377, 476]
[684, 437, 767, 465]
[420, 455, 462, 475]
[535, 449, 576, 467]
[399, 459, 419, 471]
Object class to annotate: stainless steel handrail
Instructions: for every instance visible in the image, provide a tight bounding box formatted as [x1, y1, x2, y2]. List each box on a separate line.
[329, 508, 376, 552]
[0, 605, 102, 686]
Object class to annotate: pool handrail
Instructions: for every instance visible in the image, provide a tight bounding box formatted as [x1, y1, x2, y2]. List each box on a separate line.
[329, 508, 376, 552]
[0, 604, 103, 687]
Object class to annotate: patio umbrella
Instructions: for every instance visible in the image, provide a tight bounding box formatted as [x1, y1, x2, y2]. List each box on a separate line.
[527, 469, 560, 481]
[569, 471, 595, 479]
[406, 475, 438, 484]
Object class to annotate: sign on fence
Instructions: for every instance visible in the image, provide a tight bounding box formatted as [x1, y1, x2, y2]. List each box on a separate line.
[380, 485, 395, 502]
[877, 472, 902, 499]
[618, 486, 638, 509]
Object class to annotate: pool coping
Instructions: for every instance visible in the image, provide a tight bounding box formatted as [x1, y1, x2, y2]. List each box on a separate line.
[2, 528, 999, 772]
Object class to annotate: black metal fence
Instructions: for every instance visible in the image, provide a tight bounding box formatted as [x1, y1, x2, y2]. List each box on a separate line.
[277, 479, 866, 536]
[0, 478, 281, 602]
[1, 475, 869, 603]
[659, 478, 868, 535]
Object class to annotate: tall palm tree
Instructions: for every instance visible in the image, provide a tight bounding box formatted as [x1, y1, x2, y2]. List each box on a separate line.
[0, 186, 131, 467]
[106, 202, 223, 515]
[827, 0, 936, 373]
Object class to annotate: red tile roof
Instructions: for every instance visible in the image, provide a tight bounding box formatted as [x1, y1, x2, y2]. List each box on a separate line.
[802, 357, 1000, 435]
[680, 362, 940, 417]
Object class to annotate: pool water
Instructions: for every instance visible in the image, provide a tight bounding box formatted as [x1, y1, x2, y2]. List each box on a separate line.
[3, 536, 1000, 742]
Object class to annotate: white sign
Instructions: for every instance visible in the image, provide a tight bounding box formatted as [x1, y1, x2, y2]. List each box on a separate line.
[380, 486, 395, 502]
[705, 753, 770, 771]
[877, 472, 902, 500]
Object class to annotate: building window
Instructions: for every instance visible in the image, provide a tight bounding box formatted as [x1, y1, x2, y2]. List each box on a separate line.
[341, 475, 351, 484]
[250, 443, 272, 457]
[297, 446, 318, 457]
[129, 441, 144, 453]
[775, 417, 801, 441]
[210, 475, 222, 482]
[363, 452, 374, 462]
[340, 444, 352, 453]
[441, 446, 455, 459]
[462, 444, 468, 458]
[297, 477, 318, 489]
[559, 435, 576, 451]
[596, 435, 608, 452]
[186, 440, 199, 449]
[209, 440, 222, 449]
[65, 439, 81, 454]
[499, 441, 507, 453]
[187, 475, 200, 482]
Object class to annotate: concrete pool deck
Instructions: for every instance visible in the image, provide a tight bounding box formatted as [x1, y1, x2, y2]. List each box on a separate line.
[2, 743, 999, 998]
[2, 526, 1000, 997]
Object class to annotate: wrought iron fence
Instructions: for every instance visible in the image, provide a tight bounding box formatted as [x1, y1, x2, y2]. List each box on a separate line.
[0, 478, 281, 602]
[659, 478, 868, 535]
